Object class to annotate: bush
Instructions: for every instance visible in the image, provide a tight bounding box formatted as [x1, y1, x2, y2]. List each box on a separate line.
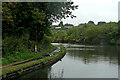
[2, 34, 30, 56]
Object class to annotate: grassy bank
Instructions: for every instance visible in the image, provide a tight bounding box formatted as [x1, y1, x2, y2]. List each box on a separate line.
[2, 44, 56, 66]
[2, 45, 66, 75]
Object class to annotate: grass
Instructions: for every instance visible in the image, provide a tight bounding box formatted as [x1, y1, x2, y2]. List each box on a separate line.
[2, 44, 56, 65]
[2, 45, 66, 75]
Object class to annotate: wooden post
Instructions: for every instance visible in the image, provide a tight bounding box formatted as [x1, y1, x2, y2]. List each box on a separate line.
[35, 44, 37, 52]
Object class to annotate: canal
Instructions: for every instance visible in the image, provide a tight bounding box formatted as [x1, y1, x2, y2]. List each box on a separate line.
[18, 43, 118, 79]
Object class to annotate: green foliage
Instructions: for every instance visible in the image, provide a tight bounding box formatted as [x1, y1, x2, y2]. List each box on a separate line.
[2, 34, 30, 56]
[2, 2, 78, 39]
[64, 23, 74, 26]
[17, 69, 23, 74]
[59, 21, 64, 29]
[2, 44, 56, 65]
[88, 21, 95, 25]
[52, 22, 118, 44]
[97, 21, 106, 26]
[3, 74, 6, 78]
[118, 21, 120, 38]
[2, 2, 78, 56]
[52, 30, 68, 43]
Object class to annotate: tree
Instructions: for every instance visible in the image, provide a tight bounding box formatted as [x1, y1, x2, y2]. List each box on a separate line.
[88, 21, 94, 25]
[64, 23, 74, 26]
[2, 2, 78, 55]
[98, 21, 106, 26]
[2, 2, 78, 40]
[118, 21, 120, 36]
[58, 21, 64, 29]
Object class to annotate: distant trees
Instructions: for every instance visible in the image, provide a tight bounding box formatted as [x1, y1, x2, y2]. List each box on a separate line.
[64, 23, 74, 26]
[98, 21, 106, 26]
[52, 22, 118, 44]
[88, 21, 95, 25]
[78, 21, 107, 27]
[78, 21, 95, 28]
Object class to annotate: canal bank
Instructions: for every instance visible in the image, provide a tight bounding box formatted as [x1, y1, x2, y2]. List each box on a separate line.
[2, 45, 66, 80]
[16, 43, 118, 79]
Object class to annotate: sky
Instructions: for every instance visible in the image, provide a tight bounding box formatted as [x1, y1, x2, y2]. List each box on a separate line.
[53, 0, 119, 26]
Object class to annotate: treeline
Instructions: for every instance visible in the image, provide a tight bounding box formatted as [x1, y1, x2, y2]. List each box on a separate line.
[2, 2, 78, 56]
[52, 22, 118, 44]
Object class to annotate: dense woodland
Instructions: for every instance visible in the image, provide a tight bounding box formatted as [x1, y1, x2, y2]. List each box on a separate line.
[52, 21, 119, 44]
[2, 2, 78, 65]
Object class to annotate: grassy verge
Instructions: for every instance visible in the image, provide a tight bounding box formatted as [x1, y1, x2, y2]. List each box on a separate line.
[2, 45, 66, 75]
[2, 44, 56, 66]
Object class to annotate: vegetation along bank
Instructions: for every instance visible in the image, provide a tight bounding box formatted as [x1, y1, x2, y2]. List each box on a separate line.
[52, 21, 119, 45]
[2, 46, 66, 80]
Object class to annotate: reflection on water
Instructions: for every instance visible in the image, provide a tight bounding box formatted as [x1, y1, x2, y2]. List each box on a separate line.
[48, 68, 64, 78]
[18, 67, 50, 79]
[18, 43, 118, 79]
[67, 46, 118, 65]
[67, 48, 96, 50]
[18, 66, 64, 79]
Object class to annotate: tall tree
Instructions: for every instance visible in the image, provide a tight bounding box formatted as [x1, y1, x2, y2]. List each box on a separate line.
[2, 2, 78, 41]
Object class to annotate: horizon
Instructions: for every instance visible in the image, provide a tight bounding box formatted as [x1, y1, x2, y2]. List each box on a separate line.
[52, 21, 117, 26]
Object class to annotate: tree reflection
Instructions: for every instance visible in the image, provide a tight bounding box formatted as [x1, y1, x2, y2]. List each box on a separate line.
[17, 66, 51, 80]
[67, 45, 118, 65]
[48, 69, 64, 79]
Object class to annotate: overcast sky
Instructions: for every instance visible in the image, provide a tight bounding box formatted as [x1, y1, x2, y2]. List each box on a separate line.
[53, 0, 119, 26]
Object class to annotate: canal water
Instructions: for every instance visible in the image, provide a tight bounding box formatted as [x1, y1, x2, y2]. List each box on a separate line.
[18, 43, 118, 79]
